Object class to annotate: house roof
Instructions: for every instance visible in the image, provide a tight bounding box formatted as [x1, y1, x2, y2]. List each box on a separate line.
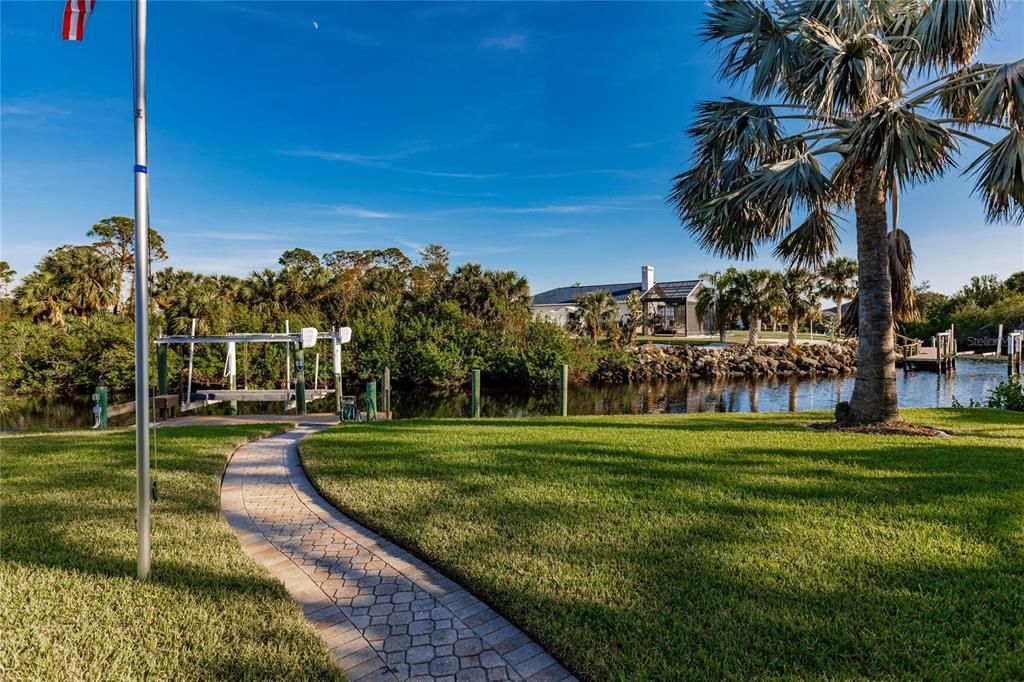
[531, 282, 641, 306]
[642, 280, 702, 301]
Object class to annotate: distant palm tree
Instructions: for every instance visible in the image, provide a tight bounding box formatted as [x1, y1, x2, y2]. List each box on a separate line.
[781, 268, 820, 347]
[669, 0, 1024, 424]
[573, 291, 619, 340]
[15, 269, 67, 324]
[484, 270, 531, 325]
[697, 268, 741, 342]
[732, 269, 785, 346]
[818, 257, 858, 338]
[14, 246, 116, 323]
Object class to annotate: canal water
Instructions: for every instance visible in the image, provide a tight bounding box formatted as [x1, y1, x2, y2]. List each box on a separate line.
[2, 357, 1012, 432]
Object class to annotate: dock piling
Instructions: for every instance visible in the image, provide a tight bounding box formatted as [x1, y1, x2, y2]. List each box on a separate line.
[471, 369, 481, 418]
[559, 364, 568, 417]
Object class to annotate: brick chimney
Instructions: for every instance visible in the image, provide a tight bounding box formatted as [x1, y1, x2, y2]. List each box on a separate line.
[641, 265, 655, 292]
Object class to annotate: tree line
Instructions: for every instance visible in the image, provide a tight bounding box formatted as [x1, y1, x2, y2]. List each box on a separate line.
[0, 218, 597, 396]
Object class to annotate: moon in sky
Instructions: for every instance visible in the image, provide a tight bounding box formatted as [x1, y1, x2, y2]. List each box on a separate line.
[312, 21, 320, 31]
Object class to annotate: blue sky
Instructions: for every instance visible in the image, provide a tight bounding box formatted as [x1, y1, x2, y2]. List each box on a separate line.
[2, 1, 1022, 296]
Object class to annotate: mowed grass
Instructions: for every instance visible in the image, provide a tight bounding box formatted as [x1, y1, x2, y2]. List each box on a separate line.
[0, 425, 342, 681]
[301, 409, 1024, 680]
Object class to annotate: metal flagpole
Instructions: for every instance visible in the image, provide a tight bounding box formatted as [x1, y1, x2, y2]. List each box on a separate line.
[133, 0, 151, 581]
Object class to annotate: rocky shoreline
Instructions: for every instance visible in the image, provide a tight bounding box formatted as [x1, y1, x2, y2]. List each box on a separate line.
[596, 341, 858, 382]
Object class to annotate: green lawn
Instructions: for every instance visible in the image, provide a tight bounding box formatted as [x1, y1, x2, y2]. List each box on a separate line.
[301, 409, 1024, 680]
[0, 425, 342, 681]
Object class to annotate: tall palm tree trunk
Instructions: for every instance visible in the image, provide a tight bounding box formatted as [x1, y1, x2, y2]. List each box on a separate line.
[787, 314, 798, 347]
[845, 173, 899, 424]
[747, 317, 760, 346]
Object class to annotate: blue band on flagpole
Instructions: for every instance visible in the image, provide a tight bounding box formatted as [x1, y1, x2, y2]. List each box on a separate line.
[135, 164, 148, 173]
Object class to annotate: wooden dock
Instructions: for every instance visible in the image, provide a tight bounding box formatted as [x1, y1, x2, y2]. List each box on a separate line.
[901, 346, 956, 372]
[900, 327, 957, 373]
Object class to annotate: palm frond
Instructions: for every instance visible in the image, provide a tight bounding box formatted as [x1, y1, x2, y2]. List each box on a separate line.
[773, 206, 841, 267]
[933, 62, 997, 119]
[796, 20, 901, 116]
[965, 129, 1024, 223]
[972, 59, 1024, 128]
[701, 0, 805, 98]
[836, 102, 958, 192]
[689, 98, 785, 164]
[908, 0, 999, 69]
[888, 227, 918, 321]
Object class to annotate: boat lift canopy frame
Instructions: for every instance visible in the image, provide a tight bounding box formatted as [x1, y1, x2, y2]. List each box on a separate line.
[155, 326, 352, 412]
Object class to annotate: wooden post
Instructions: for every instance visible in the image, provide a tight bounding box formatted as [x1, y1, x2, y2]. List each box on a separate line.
[471, 369, 481, 418]
[383, 367, 391, 419]
[996, 324, 1004, 356]
[559, 364, 568, 417]
[294, 343, 306, 415]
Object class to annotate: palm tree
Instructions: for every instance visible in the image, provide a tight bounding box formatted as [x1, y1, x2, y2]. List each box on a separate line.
[669, 1, 1023, 424]
[781, 267, 820, 347]
[484, 270, 531, 326]
[15, 269, 67, 324]
[573, 291, 619, 340]
[818, 257, 858, 338]
[13, 246, 116, 322]
[732, 269, 785, 346]
[696, 268, 741, 342]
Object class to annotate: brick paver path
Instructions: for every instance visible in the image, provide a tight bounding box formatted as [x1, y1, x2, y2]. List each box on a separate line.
[221, 425, 575, 682]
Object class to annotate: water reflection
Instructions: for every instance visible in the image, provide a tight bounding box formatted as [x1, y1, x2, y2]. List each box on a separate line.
[1, 357, 1011, 430]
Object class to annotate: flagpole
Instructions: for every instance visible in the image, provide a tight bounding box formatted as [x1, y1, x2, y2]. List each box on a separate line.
[133, 0, 151, 581]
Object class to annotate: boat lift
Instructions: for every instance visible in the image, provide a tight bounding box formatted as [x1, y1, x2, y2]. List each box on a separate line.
[154, 326, 352, 415]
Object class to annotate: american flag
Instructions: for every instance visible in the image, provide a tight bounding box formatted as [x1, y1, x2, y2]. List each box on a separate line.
[62, 0, 96, 41]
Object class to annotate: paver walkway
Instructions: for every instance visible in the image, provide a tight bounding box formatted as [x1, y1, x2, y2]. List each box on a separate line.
[221, 425, 575, 682]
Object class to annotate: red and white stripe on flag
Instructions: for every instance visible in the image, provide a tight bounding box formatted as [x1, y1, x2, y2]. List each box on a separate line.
[62, 0, 95, 41]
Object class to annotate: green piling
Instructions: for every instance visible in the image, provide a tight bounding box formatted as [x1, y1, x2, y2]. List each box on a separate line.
[471, 369, 481, 418]
[156, 345, 169, 418]
[559, 363, 569, 417]
[294, 344, 307, 415]
[94, 385, 108, 428]
[157, 345, 168, 395]
[365, 380, 378, 421]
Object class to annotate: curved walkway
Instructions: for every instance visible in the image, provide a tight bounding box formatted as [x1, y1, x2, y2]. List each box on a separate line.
[221, 425, 575, 682]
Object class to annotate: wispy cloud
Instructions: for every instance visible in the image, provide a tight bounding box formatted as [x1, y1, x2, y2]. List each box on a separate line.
[322, 204, 402, 219]
[520, 169, 647, 180]
[628, 135, 675, 149]
[173, 231, 283, 242]
[502, 204, 599, 215]
[481, 33, 526, 51]
[282, 148, 501, 179]
[1, 102, 70, 118]
[528, 227, 583, 238]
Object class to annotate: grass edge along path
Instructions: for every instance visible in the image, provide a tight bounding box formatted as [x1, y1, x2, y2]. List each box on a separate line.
[0, 424, 343, 681]
[300, 409, 1024, 681]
